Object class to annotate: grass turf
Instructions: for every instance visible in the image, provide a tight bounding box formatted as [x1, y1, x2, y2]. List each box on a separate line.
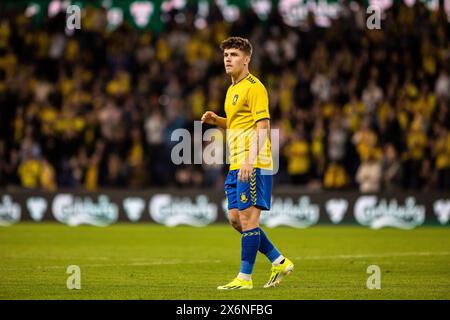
[0, 223, 449, 300]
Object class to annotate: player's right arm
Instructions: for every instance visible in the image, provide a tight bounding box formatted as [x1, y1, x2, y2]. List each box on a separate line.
[201, 111, 227, 129]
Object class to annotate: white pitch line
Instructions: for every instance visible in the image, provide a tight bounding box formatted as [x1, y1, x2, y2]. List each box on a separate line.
[292, 251, 450, 260]
[2, 252, 449, 271]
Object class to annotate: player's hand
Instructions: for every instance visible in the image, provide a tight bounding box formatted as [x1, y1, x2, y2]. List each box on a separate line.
[238, 162, 254, 183]
[201, 111, 217, 125]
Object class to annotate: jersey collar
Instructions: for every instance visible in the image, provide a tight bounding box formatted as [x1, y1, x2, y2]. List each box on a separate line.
[232, 72, 250, 86]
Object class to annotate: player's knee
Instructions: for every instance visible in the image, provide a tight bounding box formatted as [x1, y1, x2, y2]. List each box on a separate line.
[228, 209, 241, 232]
[239, 207, 260, 231]
[239, 217, 252, 231]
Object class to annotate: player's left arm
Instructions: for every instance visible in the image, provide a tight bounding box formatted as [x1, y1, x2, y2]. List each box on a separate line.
[238, 83, 270, 182]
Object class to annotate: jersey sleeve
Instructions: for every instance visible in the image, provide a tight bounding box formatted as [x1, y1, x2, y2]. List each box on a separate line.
[248, 82, 270, 123]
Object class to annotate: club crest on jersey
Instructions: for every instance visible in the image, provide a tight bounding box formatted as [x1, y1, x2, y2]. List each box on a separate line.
[232, 94, 239, 105]
[240, 192, 248, 203]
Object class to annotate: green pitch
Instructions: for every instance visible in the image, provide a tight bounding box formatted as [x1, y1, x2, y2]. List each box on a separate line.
[0, 223, 449, 300]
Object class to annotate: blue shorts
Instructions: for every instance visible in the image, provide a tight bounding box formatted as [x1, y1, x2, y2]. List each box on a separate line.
[225, 168, 272, 211]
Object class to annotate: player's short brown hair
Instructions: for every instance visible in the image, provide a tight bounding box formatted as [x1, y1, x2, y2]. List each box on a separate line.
[220, 37, 253, 57]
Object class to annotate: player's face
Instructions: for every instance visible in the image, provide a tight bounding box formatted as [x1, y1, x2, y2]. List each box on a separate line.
[223, 48, 249, 76]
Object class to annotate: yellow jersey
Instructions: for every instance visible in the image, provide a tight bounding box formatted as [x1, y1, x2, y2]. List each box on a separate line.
[224, 73, 272, 170]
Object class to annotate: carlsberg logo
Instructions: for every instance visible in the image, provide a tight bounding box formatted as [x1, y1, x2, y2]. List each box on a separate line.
[52, 194, 118, 226]
[149, 194, 217, 227]
[354, 196, 425, 229]
[0, 195, 21, 226]
[260, 196, 319, 228]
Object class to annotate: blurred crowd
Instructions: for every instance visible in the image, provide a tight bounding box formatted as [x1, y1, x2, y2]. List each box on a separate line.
[0, 2, 450, 192]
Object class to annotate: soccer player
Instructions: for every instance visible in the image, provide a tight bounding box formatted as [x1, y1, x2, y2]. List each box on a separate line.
[201, 37, 294, 290]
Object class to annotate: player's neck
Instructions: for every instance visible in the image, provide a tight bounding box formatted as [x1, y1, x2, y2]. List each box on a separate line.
[231, 69, 250, 85]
